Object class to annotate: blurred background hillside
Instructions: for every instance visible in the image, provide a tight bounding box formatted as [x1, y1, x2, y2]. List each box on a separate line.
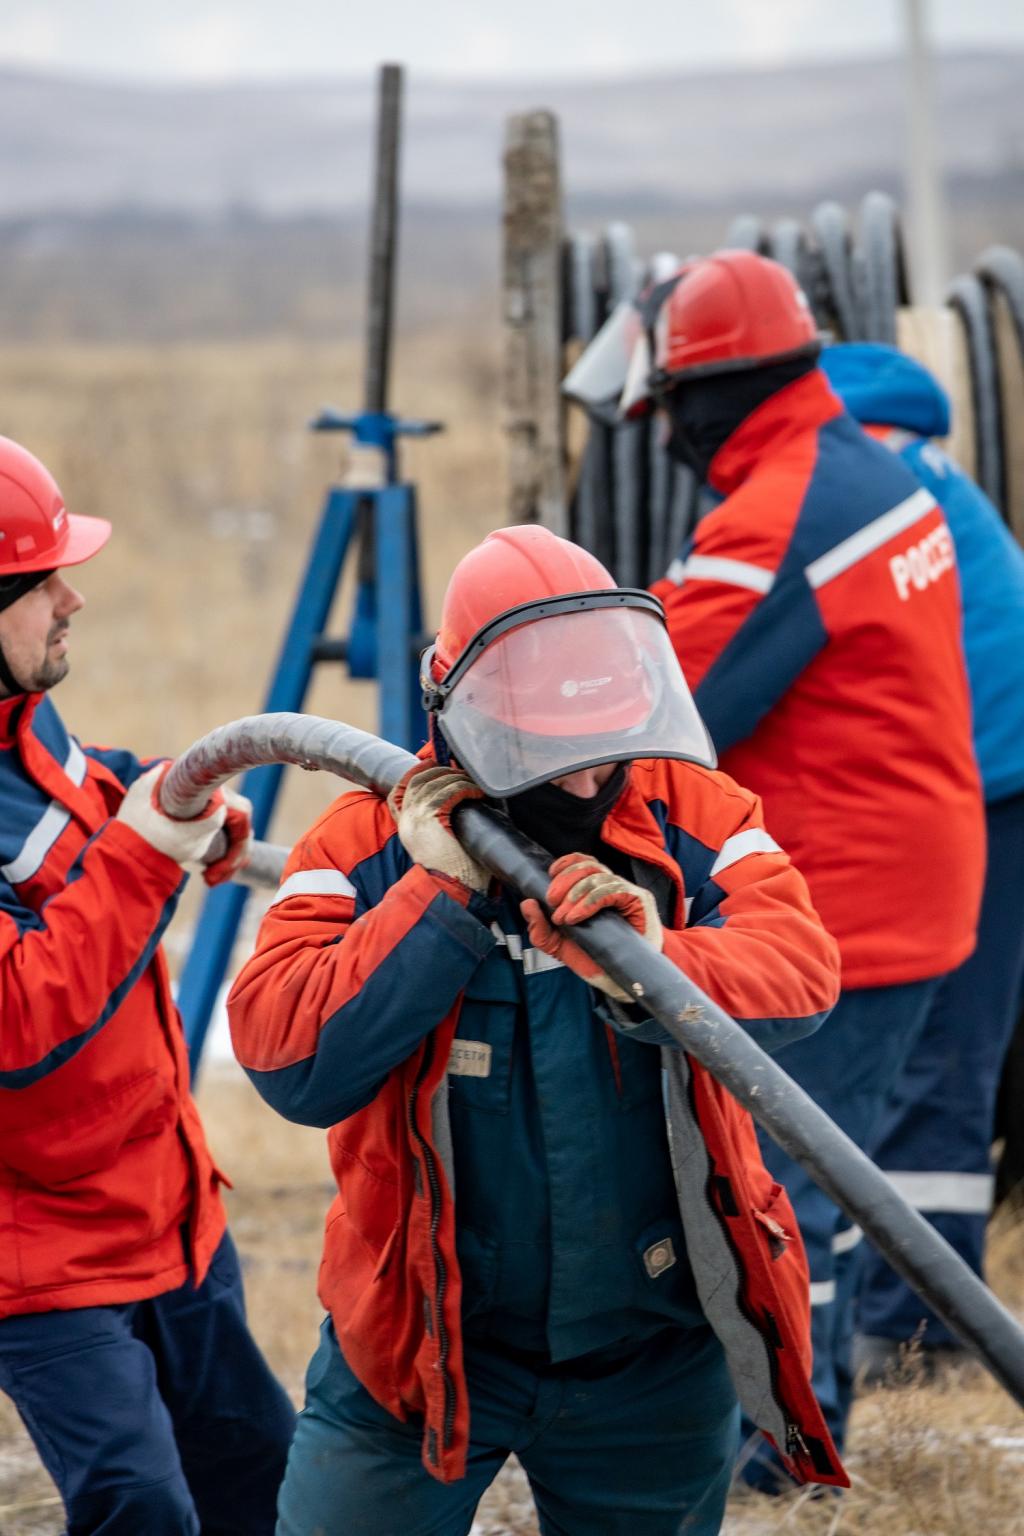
[2, 52, 1023, 341]
[2, 37, 1023, 842]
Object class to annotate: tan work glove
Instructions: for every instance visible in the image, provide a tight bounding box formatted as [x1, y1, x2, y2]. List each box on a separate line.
[521, 852, 663, 1001]
[117, 763, 227, 868]
[387, 763, 490, 894]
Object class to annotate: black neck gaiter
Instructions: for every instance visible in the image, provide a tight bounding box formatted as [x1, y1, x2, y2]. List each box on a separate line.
[663, 356, 817, 481]
[503, 764, 629, 863]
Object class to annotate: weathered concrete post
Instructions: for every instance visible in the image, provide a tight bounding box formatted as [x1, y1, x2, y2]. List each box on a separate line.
[502, 110, 567, 531]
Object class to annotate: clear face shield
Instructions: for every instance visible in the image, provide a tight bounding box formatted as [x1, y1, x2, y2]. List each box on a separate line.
[561, 273, 685, 424]
[421, 591, 716, 798]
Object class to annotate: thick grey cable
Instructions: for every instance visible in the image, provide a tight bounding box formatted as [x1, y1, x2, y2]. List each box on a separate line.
[663, 464, 699, 575]
[234, 842, 289, 888]
[604, 222, 645, 588]
[164, 710, 1024, 1412]
[975, 246, 1024, 344]
[947, 273, 1005, 514]
[857, 191, 908, 345]
[645, 251, 683, 581]
[723, 214, 767, 253]
[811, 201, 861, 340]
[567, 232, 606, 561]
[974, 246, 1024, 537]
[769, 217, 819, 303]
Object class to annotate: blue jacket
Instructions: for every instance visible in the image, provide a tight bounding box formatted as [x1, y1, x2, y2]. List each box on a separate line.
[821, 342, 1024, 804]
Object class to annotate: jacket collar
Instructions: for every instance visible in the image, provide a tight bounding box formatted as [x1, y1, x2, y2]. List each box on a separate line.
[707, 368, 845, 497]
[601, 771, 686, 924]
[2, 691, 102, 831]
[423, 742, 688, 924]
[0, 691, 35, 749]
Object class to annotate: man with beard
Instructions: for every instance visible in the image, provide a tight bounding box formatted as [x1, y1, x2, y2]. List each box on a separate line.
[570, 251, 985, 1483]
[0, 435, 295, 1535]
[228, 522, 846, 1536]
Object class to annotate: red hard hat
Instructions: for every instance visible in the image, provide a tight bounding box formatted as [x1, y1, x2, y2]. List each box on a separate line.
[0, 436, 111, 577]
[433, 524, 616, 678]
[571, 252, 822, 421]
[424, 525, 716, 796]
[655, 250, 819, 382]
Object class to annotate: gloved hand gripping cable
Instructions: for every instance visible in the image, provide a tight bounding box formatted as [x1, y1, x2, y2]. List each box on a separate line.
[162, 709, 1024, 1415]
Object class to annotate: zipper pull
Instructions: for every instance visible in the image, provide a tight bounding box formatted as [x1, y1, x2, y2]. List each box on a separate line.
[753, 1210, 791, 1242]
[786, 1421, 809, 1461]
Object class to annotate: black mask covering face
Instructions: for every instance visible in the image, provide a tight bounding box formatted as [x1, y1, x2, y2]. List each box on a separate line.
[503, 763, 629, 863]
[662, 356, 817, 481]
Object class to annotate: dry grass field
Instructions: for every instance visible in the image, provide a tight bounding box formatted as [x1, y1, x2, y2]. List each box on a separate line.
[3, 1064, 1023, 1535]
[1, 322, 504, 746]
[1, 337, 1023, 1533]
[0, 324, 504, 936]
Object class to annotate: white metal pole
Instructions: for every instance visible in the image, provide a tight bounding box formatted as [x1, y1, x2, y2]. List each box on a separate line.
[904, 0, 951, 304]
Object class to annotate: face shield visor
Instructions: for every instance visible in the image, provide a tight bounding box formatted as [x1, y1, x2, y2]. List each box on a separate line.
[561, 274, 685, 424]
[562, 302, 641, 425]
[421, 591, 716, 798]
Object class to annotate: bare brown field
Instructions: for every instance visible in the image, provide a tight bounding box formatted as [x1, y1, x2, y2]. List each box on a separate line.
[1, 339, 1023, 1533]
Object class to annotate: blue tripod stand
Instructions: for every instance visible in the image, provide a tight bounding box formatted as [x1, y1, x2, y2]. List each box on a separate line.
[178, 62, 439, 1074]
[178, 407, 440, 1075]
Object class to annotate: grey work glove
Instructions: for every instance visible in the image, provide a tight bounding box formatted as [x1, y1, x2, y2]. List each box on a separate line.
[387, 763, 490, 894]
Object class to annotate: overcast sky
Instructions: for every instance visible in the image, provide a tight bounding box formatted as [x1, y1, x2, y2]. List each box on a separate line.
[3, 0, 1024, 82]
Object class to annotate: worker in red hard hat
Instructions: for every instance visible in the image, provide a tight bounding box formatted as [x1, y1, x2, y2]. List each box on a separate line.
[0, 436, 111, 694]
[573, 251, 985, 1487]
[229, 521, 846, 1535]
[419, 525, 715, 800]
[0, 436, 294, 1534]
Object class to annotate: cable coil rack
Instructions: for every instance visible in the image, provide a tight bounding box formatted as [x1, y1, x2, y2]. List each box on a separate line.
[502, 111, 1024, 579]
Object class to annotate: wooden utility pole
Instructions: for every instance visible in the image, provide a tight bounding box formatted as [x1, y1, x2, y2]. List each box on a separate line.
[502, 110, 567, 531]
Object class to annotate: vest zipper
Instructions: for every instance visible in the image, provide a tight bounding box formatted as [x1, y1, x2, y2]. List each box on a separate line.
[681, 1066, 802, 1463]
[407, 1038, 456, 1462]
[786, 1420, 810, 1461]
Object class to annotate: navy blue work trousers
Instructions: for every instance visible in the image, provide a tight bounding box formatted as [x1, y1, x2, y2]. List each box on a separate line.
[0, 1230, 295, 1535]
[859, 791, 1024, 1343]
[738, 976, 941, 1490]
[276, 1316, 739, 1536]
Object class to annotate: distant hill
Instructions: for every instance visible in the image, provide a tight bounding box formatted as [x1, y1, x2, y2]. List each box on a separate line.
[2, 52, 1023, 217]
[2, 52, 1023, 343]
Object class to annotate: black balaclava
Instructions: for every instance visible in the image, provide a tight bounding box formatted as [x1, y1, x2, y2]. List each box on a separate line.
[0, 568, 54, 697]
[662, 355, 817, 481]
[503, 762, 629, 865]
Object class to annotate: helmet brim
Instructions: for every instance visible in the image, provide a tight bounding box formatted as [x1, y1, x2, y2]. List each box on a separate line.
[61, 513, 112, 567]
[649, 339, 825, 389]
